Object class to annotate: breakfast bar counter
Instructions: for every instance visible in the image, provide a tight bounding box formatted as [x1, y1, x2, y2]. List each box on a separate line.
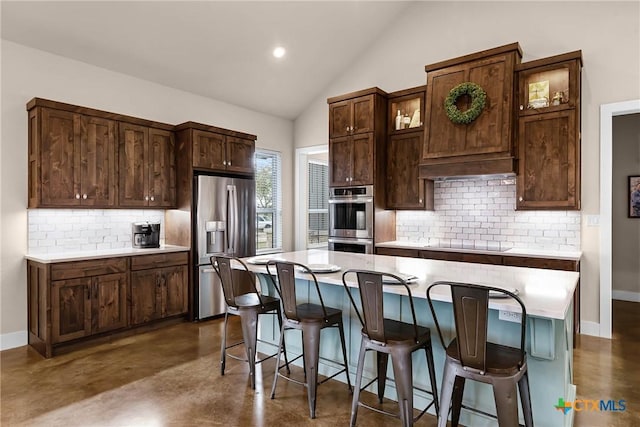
[245, 249, 579, 427]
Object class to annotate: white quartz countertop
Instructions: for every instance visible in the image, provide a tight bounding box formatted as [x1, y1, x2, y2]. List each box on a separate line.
[242, 249, 579, 320]
[25, 245, 190, 263]
[376, 241, 582, 261]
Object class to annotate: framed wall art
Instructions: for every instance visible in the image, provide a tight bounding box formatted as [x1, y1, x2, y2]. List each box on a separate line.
[629, 175, 640, 218]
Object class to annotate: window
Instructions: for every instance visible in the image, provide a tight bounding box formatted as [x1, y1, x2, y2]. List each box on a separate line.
[255, 150, 282, 253]
[307, 160, 328, 247]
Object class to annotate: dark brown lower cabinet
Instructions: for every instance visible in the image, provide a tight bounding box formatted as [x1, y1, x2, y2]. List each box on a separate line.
[130, 253, 188, 326]
[27, 251, 189, 358]
[51, 272, 127, 343]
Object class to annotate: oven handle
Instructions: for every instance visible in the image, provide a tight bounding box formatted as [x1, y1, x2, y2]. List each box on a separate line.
[328, 237, 373, 245]
[328, 198, 373, 204]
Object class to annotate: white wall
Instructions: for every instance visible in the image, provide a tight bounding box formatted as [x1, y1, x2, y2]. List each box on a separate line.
[294, 1, 640, 326]
[612, 114, 640, 301]
[0, 40, 294, 342]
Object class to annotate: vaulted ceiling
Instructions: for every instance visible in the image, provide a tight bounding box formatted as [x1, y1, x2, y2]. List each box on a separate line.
[1, 1, 413, 119]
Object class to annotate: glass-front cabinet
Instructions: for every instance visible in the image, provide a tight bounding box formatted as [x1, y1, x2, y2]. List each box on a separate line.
[515, 51, 582, 210]
[516, 51, 581, 115]
[388, 85, 425, 133]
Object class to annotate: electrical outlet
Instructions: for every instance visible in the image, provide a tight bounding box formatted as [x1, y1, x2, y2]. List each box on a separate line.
[586, 215, 600, 227]
[499, 310, 522, 323]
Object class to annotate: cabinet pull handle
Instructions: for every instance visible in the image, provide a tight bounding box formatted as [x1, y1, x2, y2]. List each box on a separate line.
[519, 197, 524, 202]
[82, 194, 87, 200]
[228, 161, 231, 166]
[145, 195, 149, 201]
[150, 196, 155, 201]
[75, 194, 81, 200]
[520, 105, 524, 111]
[223, 160, 227, 166]
[345, 126, 350, 132]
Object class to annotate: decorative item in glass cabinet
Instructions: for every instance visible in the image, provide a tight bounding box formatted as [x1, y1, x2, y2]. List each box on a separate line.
[528, 80, 549, 109]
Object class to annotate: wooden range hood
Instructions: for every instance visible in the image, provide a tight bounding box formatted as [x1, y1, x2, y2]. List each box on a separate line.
[419, 43, 522, 179]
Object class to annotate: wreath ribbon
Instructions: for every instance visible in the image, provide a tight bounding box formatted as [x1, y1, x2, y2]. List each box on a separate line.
[444, 82, 487, 125]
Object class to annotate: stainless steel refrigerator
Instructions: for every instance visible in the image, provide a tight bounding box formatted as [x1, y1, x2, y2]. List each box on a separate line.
[196, 174, 255, 320]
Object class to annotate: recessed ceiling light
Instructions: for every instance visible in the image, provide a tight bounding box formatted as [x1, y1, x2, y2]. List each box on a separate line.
[273, 46, 286, 58]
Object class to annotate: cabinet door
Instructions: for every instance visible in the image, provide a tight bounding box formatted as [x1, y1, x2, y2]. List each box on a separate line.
[80, 116, 117, 207]
[40, 109, 81, 206]
[192, 130, 225, 170]
[148, 128, 176, 207]
[352, 95, 375, 135]
[387, 132, 425, 209]
[130, 270, 162, 325]
[329, 100, 352, 138]
[517, 110, 578, 209]
[52, 278, 91, 343]
[92, 272, 128, 334]
[119, 123, 149, 207]
[329, 136, 352, 186]
[161, 265, 188, 318]
[350, 133, 374, 186]
[226, 136, 255, 174]
[424, 70, 466, 159]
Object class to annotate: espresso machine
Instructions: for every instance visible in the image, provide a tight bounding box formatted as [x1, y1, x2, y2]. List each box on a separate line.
[131, 222, 161, 248]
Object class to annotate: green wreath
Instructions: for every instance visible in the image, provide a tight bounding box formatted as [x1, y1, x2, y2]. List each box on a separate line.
[444, 82, 487, 125]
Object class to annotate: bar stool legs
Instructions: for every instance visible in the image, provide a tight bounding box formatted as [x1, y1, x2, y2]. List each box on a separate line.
[271, 319, 351, 419]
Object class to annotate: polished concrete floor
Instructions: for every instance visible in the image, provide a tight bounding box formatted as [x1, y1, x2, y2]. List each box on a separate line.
[1, 300, 638, 426]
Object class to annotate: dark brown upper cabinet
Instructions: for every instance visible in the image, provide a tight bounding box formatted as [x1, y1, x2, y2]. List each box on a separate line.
[118, 123, 176, 208]
[329, 93, 377, 138]
[327, 88, 387, 187]
[419, 43, 522, 179]
[177, 123, 255, 175]
[192, 130, 254, 174]
[28, 106, 117, 208]
[27, 98, 176, 209]
[385, 86, 434, 210]
[515, 51, 582, 210]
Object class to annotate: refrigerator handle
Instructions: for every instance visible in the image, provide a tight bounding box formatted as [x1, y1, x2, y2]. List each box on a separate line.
[227, 185, 238, 254]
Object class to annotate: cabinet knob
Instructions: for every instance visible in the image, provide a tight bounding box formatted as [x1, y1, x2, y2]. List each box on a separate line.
[519, 105, 524, 111]
[150, 196, 155, 201]
[82, 194, 87, 200]
[228, 161, 231, 166]
[145, 195, 149, 201]
[519, 197, 523, 202]
[346, 126, 350, 132]
[419, 199, 423, 204]
[345, 178, 349, 182]
[223, 160, 227, 166]
[75, 194, 81, 200]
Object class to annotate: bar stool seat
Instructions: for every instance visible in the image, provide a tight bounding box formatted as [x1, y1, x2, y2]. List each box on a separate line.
[268, 261, 352, 419]
[212, 255, 287, 390]
[342, 269, 439, 427]
[427, 281, 533, 427]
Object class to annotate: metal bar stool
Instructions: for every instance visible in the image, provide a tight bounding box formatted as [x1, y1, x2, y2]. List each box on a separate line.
[342, 269, 439, 427]
[426, 281, 533, 427]
[267, 261, 351, 419]
[211, 255, 288, 390]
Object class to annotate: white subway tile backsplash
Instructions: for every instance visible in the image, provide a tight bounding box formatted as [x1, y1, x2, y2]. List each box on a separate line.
[28, 209, 166, 253]
[396, 177, 581, 251]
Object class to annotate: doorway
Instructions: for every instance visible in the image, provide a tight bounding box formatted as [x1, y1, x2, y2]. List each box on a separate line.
[599, 100, 640, 338]
[294, 145, 329, 251]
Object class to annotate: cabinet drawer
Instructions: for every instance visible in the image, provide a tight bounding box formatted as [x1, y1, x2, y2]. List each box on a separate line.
[131, 252, 189, 270]
[376, 247, 420, 258]
[503, 256, 578, 271]
[459, 253, 503, 265]
[419, 250, 463, 262]
[51, 258, 127, 281]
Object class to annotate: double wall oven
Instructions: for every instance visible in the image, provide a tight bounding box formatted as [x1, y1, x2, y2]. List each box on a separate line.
[328, 185, 374, 254]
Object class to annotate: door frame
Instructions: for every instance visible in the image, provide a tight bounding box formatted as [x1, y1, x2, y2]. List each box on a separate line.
[294, 145, 328, 251]
[599, 99, 640, 338]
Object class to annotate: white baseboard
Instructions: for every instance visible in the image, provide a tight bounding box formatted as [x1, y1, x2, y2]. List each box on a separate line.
[580, 321, 601, 337]
[0, 330, 28, 351]
[612, 290, 640, 302]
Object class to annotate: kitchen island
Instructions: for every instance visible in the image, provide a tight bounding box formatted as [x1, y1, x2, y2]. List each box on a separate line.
[245, 249, 579, 427]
